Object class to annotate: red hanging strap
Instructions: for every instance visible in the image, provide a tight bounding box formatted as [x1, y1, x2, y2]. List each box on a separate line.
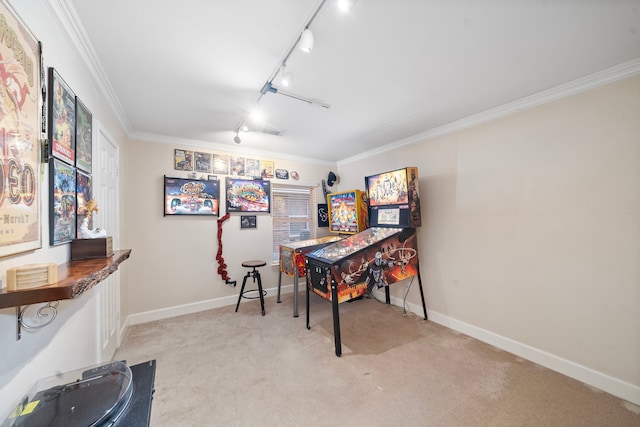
[216, 213, 234, 284]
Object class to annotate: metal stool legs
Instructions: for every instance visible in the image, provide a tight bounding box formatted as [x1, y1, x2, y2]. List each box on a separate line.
[235, 266, 265, 316]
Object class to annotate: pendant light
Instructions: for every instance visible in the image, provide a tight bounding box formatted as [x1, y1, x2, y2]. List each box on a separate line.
[299, 28, 314, 53]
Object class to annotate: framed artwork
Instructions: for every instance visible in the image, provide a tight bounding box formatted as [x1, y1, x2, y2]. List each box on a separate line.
[76, 170, 92, 237]
[0, 0, 43, 257]
[260, 160, 273, 178]
[317, 204, 329, 227]
[275, 169, 289, 179]
[75, 97, 92, 173]
[245, 158, 260, 177]
[230, 156, 245, 176]
[195, 151, 211, 173]
[225, 177, 271, 213]
[164, 176, 219, 216]
[240, 215, 257, 229]
[49, 158, 76, 245]
[207, 175, 217, 181]
[48, 67, 76, 165]
[174, 149, 193, 171]
[213, 154, 229, 175]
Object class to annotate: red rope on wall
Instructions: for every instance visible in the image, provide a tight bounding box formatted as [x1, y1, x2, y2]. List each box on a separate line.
[216, 213, 233, 283]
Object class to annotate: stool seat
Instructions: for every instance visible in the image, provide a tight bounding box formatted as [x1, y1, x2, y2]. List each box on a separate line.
[235, 260, 267, 316]
[242, 260, 266, 268]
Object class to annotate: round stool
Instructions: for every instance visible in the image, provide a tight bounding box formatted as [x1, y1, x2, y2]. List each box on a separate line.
[235, 260, 267, 316]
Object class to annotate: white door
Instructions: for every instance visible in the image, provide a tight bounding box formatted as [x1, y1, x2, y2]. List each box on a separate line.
[95, 123, 120, 361]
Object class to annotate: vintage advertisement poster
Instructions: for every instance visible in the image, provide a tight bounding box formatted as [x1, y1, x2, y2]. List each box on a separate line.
[75, 97, 92, 173]
[76, 170, 92, 237]
[259, 160, 273, 178]
[174, 148, 193, 171]
[49, 158, 76, 245]
[0, 1, 42, 257]
[245, 158, 259, 177]
[194, 151, 211, 173]
[212, 153, 229, 175]
[48, 67, 75, 165]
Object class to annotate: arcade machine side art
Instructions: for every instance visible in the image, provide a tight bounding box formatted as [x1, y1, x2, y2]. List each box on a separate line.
[305, 227, 427, 356]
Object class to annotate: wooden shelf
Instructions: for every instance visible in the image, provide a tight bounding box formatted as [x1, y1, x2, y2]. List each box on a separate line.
[0, 249, 131, 310]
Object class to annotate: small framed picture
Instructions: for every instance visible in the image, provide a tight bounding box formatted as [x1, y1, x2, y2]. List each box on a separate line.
[208, 175, 217, 181]
[49, 67, 76, 165]
[174, 149, 193, 171]
[240, 215, 257, 229]
[275, 169, 289, 179]
[75, 97, 92, 173]
[195, 151, 211, 173]
[50, 158, 77, 245]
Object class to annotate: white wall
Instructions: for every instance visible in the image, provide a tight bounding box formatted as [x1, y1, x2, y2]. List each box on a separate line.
[337, 75, 640, 404]
[120, 138, 335, 322]
[0, 0, 129, 419]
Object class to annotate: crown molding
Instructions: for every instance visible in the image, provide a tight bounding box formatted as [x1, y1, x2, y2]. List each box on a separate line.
[45, 0, 132, 134]
[130, 131, 335, 167]
[339, 58, 640, 166]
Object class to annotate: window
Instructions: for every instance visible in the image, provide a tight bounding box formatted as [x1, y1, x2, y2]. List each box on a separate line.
[272, 184, 316, 263]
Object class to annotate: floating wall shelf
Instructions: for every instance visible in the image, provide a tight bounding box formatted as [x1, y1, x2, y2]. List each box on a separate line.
[0, 249, 132, 310]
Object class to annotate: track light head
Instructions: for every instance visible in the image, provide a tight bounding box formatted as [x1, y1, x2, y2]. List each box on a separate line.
[234, 132, 241, 144]
[282, 72, 293, 87]
[281, 65, 293, 87]
[337, 0, 356, 13]
[299, 28, 314, 52]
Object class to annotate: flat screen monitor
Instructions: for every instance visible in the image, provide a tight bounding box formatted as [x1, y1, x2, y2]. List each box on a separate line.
[364, 166, 421, 228]
[225, 177, 271, 213]
[164, 176, 220, 216]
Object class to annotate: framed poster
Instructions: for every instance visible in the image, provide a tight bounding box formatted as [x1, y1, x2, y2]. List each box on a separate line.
[240, 215, 257, 229]
[212, 154, 229, 175]
[49, 158, 76, 245]
[0, 0, 43, 257]
[75, 97, 92, 173]
[174, 149, 193, 171]
[275, 169, 289, 180]
[225, 177, 270, 213]
[260, 160, 273, 178]
[230, 156, 245, 176]
[76, 170, 92, 237]
[317, 204, 329, 227]
[48, 67, 76, 165]
[194, 151, 211, 173]
[245, 158, 260, 177]
[163, 176, 219, 216]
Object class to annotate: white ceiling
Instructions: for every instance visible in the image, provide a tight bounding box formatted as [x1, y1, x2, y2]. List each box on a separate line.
[68, 0, 640, 163]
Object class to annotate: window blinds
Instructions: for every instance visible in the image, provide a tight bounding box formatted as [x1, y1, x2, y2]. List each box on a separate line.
[271, 184, 316, 262]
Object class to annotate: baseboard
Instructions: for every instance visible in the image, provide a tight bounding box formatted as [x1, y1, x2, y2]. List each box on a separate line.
[125, 284, 293, 326]
[394, 295, 640, 406]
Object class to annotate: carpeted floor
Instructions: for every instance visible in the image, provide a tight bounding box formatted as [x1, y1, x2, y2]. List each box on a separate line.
[115, 291, 640, 426]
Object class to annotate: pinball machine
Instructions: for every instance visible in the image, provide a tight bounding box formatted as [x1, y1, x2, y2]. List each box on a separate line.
[277, 235, 344, 317]
[305, 167, 427, 356]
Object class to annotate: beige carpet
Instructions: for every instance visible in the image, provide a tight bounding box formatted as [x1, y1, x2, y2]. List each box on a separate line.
[115, 291, 640, 426]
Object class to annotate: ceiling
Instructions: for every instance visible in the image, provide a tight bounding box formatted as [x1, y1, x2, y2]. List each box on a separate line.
[68, 0, 640, 163]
